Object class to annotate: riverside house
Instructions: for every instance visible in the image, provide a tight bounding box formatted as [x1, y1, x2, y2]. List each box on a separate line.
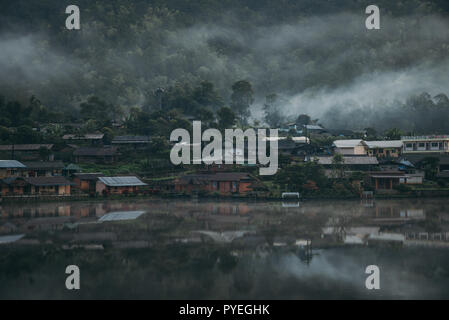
[0, 160, 26, 179]
[174, 172, 260, 195]
[96, 176, 147, 195]
[0, 176, 74, 196]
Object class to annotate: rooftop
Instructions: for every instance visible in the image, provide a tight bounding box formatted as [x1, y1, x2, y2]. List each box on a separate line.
[98, 176, 147, 187]
[333, 139, 366, 148]
[0, 160, 26, 168]
[401, 135, 449, 141]
[0, 144, 54, 151]
[22, 161, 65, 169]
[63, 133, 104, 140]
[73, 147, 118, 156]
[365, 140, 403, 149]
[313, 156, 379, 165]
[73, 173, 104, 180]
[112, 136, 151, 144]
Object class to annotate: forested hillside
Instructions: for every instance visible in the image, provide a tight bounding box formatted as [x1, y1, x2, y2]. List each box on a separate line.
[1, 0, 449, 132]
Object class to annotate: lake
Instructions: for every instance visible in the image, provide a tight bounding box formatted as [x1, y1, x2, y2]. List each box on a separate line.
[0, 197, 448, 299]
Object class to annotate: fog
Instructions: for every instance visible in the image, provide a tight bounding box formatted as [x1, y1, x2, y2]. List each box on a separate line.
[0, 4, 448, 128]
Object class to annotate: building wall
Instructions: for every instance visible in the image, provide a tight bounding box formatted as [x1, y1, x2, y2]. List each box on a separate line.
[0, 168, 22, 179]
[336, 146, 367, 155]
[95, 182, 139, 195]
[403, 139, 449, 153]
[368, 148, 401, 158]
[175, 180, 253, 195]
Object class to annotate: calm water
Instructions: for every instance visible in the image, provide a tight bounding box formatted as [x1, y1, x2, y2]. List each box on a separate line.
[1, 197, 449, 299]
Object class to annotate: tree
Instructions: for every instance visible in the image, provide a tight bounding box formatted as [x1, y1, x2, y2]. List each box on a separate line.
[419, 157, 439, 180]
[230, 80, 254, 124]
[296, 114, 311, 127]
[263, 93, 284, 128]
[217, 107, 236, 130]
[364, 127, 377, 139]
[192, 81, 224, 111]
[332, 153, 345, 179]
[80, 96, 123, 125]
[384, 128, 403, 140]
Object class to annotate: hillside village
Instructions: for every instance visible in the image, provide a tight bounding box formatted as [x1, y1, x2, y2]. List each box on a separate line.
[1, 115, 449, 200]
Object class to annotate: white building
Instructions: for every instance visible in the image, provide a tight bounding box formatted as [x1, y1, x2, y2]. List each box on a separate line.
[402, 135, 449, 154]
[332, 139, 368, 155]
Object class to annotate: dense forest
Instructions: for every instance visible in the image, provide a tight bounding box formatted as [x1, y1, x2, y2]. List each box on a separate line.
[1, 0, 449, 132]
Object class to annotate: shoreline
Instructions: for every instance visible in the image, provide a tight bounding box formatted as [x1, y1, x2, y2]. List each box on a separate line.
[2, 189, 449, 205]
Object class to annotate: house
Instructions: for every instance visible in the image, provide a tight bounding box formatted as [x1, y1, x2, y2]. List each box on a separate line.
[22, 161, 65, 177]
[311, 156, 378, 178]
[0, 176, 73, 196]
[402, 135, 449, 154]
[302, 124, 327, 135]
[96, 176, 147, 195]
[73, 146, 119, 163]
[0, 160, 26, 179]
[174, 172, 261, 195]
[73, 173, 105, 194]
[0, 177, 29, 196]
[369, 171, 423, 191]
[112, 136, 151, 148]
[332, 140, 368, 155]
[365, 141, 403, 158]
[313, 156, 378, 169]
[0, 144, 54, 161]
[368, 171, 404, 191]
[63, 133, 104, 145]
[24, 176, 74, 195]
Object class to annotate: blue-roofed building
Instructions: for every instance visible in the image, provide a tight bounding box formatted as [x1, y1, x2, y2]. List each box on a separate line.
[0, 160, 26, 179]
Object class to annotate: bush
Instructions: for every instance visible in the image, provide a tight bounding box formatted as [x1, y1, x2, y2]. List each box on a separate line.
[394, 184, 412, 192]
[437, 179, 447, 187]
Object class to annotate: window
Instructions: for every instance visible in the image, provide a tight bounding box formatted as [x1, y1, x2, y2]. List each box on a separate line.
[212, 181, 217, 190]
[406, 143, 413, 149]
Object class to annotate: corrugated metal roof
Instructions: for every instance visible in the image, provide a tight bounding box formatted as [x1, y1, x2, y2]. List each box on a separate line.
[98, 176, 147, 187]
[112, 136, 150, 143]
[0, 160, 26, 168]
[314, 156, 379, 165]
[0, 144, 53, 151]
[0, 234, 25, 244]
[73, 147, 118, 156]
[98, 211, 146, 222]
[333, 139, 365, 148]
[365, 140, 403, 149]
[22, 161, 64, 169]
[304, 125, 324, 130]
[63, 133, 104, 140]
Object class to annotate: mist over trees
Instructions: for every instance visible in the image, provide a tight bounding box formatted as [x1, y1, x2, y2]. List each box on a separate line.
[0, 0, 449, 132]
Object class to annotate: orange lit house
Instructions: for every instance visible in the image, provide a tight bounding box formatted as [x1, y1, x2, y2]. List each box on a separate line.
[96, 176, 147, 195]
[174, 172, 261, 195]
[0, 176, 73, 196]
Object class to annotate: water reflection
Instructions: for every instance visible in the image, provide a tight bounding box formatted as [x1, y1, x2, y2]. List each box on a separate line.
[0, 198, 449, 299]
